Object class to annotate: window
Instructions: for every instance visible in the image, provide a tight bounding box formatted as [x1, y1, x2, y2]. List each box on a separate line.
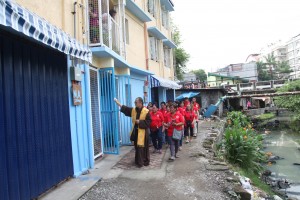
[164, 47, 170, 67]
[125, 18, 129, 44]
[149, 36, 160, 61]
[161, 9, 169, 29]
[148, 0, 157, 18]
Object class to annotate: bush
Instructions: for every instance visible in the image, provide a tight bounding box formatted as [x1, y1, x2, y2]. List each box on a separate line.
[221, 111, 266, 173]
[256, 113, 275, 120]
[227, 111, 251, 128]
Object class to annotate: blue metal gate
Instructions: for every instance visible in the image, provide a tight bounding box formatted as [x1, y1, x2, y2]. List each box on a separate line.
[99, 68, 119, 154]
[116, 75, 132, 145]
[0, 30, 73, 200]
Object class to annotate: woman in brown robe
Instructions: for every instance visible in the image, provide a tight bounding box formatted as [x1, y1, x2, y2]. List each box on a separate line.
[115, 97, 151, 168]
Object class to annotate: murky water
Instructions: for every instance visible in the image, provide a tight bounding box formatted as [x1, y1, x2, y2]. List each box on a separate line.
[264, 130, 300, 182]
[264, 130, 300, 198]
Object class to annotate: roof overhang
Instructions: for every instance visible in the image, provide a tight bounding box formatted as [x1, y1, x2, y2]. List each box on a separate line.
[151, 75, 181, 89]
[163, 39, 177, 48]
[161, 0, 174, 11]
[148, 27, 167, 40]
[91, 46, 153, 75]
[125, 0, 152, 22]
[0, 0, 92, 62]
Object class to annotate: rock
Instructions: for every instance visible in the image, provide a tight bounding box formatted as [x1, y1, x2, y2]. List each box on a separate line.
[203, 139, 213, 145]
[208, 133, 218, 137]
[273, 195, 283, 200]
[233, 185, 251, 200]
[262, 170, 272, 176]
[226, 176, 240, 183]
[205, 164, 229, 171]
[203, 143, 212, 149]
[293, 163, 300, 165]
[190, 152, 206, 158]
[205, 137, 215, 142]
[209, 160, 227, 166]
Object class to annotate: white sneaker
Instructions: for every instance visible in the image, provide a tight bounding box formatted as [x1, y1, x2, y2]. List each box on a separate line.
[169, 156, 175, 161]
[179, 147, 182, 151]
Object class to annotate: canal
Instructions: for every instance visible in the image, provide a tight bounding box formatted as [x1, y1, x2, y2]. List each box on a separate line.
[264, 129, 300, 199]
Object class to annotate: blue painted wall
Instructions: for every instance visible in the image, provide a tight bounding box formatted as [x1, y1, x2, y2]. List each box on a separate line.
[68, 59, 94, 177]
[130, 72, 147, 106]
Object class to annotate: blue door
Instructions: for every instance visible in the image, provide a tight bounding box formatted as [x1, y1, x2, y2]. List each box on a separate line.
[0, 29, 73, 200]
[99, 68, 119, 154]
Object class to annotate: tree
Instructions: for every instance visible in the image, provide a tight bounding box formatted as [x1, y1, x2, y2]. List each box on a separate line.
[264, 53, 277, 80]
[257, 53, 292, 81]
[274, 80, 300, 129]
[172, 26, 190, 80]
[192, 69, 207, 81]
[256, 61, 272, 81]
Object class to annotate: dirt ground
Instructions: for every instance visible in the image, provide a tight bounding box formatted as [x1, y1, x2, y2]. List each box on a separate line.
[79, 120, 231, 200]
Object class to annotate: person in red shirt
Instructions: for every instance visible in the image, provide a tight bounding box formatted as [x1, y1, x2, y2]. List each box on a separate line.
[192, 97, 200, 136]
[183, 97, 190, 107]
[149, 104, 164, 153]
[164, 103, 184, 161]
[178, 101, 186, 116]
[184, 105, 196, 143]
[159, 102, 168, 117]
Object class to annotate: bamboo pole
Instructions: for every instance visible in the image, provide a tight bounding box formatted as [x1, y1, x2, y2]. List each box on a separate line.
[226, 91, 300, 99]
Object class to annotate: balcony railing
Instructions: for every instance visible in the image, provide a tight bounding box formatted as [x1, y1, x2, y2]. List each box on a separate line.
[89, 0, 125, 57]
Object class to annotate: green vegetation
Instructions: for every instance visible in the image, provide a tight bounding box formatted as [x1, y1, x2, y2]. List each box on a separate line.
[221, 111, 266, 173]
[256, 53, 292, 81]
[226, 111, 251, 128]
[172, 26, 190, 81]
[274, 80, 300, 131]
[256, 113, 275, 120]
[192, 69, 207, 82]
[234, 167, 275, 195]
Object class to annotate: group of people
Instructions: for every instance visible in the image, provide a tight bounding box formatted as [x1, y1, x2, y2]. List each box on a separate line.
[114, 97, 201, 168]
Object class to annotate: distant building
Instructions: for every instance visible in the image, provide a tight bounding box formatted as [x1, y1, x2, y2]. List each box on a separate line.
[182, 72, 197, 81]
[215, 62, 258, 82]
[207, 72, 248, 87]
[286, 34, 300, 78]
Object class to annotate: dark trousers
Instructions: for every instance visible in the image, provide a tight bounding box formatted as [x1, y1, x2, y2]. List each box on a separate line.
[134, 130, 150, 167]
[184, 125, 193, 137]
[150, 127, 163, 150]
[168, 136, 179, 157]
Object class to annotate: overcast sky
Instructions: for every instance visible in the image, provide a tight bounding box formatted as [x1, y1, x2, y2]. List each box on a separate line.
[171, 0, 300, 72]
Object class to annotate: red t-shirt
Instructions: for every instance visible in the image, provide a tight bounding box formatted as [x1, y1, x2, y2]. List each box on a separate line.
[165, 112, 184, 136]
[178, 107, 186, 116]
[183, 100, 190, 107]
[193, 102, 200, 112]
[184, 111, 196, 127]
[159, 108, 168, 117]
[150, 111, 164, 129]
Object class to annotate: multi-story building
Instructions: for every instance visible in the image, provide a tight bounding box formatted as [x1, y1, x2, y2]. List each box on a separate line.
[214, 62, 258, 84]
[259, 40, 287, 63]
[286, 34, 300, 78]
[0, 0, 177, 199]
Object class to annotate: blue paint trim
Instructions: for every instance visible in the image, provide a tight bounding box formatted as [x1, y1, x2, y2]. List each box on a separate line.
[148, 27, 167, 40]
[67, 57, 91, 176]
[126, 0, 152, 22]
[161, 0, 174, 11]
[84, 64, 95, 168]
[163, 39, 177, 48]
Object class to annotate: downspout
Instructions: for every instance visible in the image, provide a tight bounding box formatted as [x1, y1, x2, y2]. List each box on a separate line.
[144, 22, 149, 71]
[144, 22, 150, 103]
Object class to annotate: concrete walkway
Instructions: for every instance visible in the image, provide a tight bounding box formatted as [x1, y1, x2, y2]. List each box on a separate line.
[40, 119, 228, 200]
[40, 146, 133, 200]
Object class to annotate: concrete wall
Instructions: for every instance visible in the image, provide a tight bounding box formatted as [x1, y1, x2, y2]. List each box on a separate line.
[125, 11, 147, 69]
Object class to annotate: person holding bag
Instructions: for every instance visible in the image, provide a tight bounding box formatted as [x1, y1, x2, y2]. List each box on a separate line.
[164, 103, 184, 161]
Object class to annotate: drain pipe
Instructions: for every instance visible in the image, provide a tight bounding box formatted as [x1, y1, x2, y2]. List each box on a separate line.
[72, 1, 78, 39]
[144, 22, 149, 71]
